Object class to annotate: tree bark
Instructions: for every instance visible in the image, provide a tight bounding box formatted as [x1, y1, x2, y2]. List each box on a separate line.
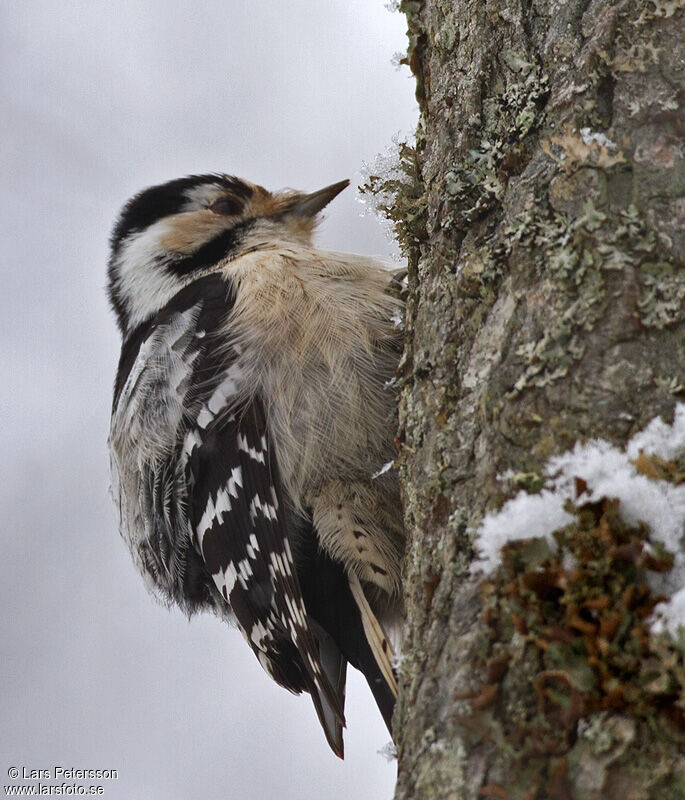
[381, 1, 685, 797]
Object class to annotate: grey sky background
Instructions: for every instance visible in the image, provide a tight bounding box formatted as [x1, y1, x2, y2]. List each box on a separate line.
[1, 2, 417, 798]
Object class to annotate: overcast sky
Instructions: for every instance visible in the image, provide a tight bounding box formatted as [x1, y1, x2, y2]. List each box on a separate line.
[0, 2, 417, 798]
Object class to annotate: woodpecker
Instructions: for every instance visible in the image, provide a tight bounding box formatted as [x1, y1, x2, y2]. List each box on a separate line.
[107, 173, 405, 757]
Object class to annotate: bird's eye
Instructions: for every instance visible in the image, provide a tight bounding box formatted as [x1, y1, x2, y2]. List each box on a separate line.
[209, 196, 243, 216]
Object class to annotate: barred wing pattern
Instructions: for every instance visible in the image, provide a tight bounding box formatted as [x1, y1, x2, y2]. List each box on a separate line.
[183, 386, 346, 752]
[110, 274, 345, 754]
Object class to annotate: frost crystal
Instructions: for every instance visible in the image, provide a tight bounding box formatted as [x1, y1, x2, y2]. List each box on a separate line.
[357, 134, 414, 234]
[580, 127, 617, 150]
[378, 741, 397, 761]
[390, 51, 406, 70]
[473, 406, 685, 633]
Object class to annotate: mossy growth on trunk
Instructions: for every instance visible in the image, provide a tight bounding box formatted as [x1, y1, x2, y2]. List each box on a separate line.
[363, 0, 685, 797]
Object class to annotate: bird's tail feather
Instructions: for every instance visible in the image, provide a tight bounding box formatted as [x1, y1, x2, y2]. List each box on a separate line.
[308, 621, 348, 758]
[299, 545, 398, 752]
[348, 572, 397, 732]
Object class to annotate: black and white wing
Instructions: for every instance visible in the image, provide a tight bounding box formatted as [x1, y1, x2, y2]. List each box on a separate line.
[183, 387, 347, 753]
[110, 273, 346, 755]
[110, 275, 230, 606]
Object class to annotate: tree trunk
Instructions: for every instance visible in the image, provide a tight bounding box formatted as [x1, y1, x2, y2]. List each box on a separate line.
[378, 0, 685, 797]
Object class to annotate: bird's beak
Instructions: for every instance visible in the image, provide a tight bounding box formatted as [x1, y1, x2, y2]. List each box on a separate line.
[285, 179, 350, 217]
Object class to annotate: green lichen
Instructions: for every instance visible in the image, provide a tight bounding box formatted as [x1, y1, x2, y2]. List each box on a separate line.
[399, 0, 427, 108]
[454, 236, 510, 301]
[577, 712, 616, 755]
[501, 196, 683, 397]
[613, 205, 685, 328]
[505, 471, 546, 495]
[441, 58, 549, 232]
[638, 263, 685, 329]
[593, 0, 679, 82]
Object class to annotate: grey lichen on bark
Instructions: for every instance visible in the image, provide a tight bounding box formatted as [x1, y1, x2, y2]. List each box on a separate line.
[367, 0, 685, 797]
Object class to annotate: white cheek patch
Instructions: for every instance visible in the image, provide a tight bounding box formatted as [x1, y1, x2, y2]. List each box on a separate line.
[114, 220, 187, 331]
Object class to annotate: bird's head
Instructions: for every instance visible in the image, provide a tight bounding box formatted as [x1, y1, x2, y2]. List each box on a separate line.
[108, 173, 349, 333]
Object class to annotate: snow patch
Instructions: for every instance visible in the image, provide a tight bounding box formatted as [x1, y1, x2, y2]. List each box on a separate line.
[652, 587, 685, 636]
[627, 403, 685, 462]
[475, 490, 575, 572]
[473, 406, 685, 633]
